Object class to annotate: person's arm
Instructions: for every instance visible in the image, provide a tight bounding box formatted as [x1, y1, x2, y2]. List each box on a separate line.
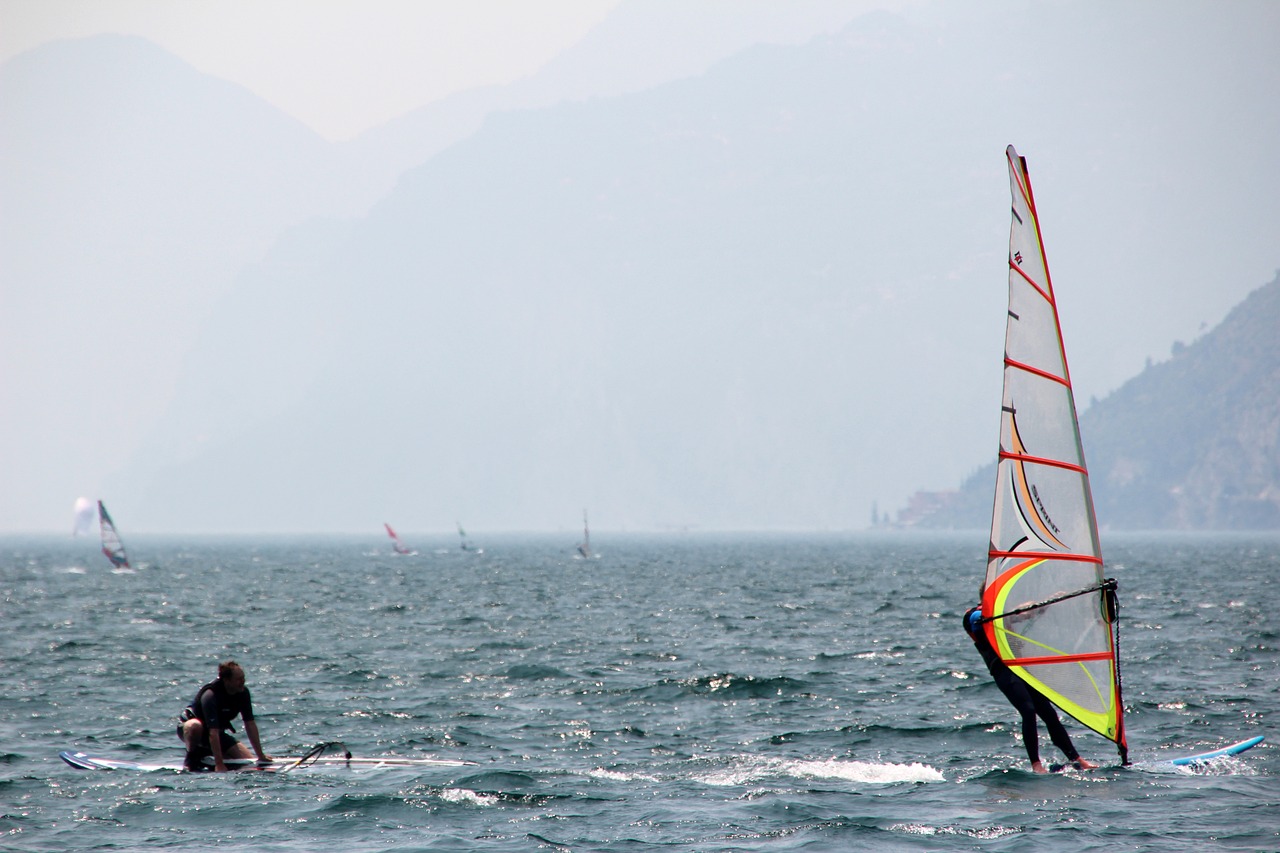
[209, 727, 228, 771]
[244, 718, 271, 762]
[199, 689, 230, 771]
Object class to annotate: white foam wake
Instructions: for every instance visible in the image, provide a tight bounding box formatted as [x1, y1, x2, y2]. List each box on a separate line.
[699, 756, 943, 786]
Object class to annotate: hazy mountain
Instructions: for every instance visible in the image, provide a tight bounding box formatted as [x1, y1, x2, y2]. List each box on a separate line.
[0, 3, 933, 534]
[343, 0, 883, 200]
[0, 34, 370, 520]
[112, 3, 1280, 533]
[903, 271, 1280, 531]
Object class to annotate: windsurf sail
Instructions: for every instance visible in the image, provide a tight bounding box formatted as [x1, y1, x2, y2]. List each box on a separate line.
[456, 522, 473, 551]
[72, 497, 96, 537]
[97, 500, 131, 569]
[982, 145, 1127, 764]
[384, 523, 413, 555]
[576, 509, 591, 559]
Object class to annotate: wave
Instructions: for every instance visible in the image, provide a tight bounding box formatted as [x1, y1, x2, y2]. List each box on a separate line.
[635, 673, 809, 701]
[503, 664, 571, 680]
[695, 755, 943, 786]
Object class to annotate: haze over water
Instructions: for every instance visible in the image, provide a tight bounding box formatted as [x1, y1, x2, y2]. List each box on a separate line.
[3, 532, 1273, 850]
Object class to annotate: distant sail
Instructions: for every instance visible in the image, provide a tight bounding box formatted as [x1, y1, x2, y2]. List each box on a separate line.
[98, 501, 131, 569]
[576, 510, 592, 559]
[457, 522, 473, 552]
[384, 523, 413, 555]
[72, 497, 96, 537]
[982, 146, 1127, 763]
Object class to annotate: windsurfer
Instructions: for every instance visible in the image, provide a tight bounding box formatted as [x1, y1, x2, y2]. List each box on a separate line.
[963, 607, 1098, 773]
[177, 660, 272, 772]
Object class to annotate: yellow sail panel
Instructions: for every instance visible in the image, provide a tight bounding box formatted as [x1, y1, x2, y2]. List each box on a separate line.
[986, 557, 1122, 742]
[984, 146, 1127, 762]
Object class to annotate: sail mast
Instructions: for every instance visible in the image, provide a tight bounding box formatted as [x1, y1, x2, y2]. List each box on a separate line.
[984, 146, 1127, 764]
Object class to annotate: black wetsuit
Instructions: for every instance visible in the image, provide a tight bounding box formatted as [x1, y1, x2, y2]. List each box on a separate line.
[963, 607, 1079, 765]
[179, 680, 255, 756]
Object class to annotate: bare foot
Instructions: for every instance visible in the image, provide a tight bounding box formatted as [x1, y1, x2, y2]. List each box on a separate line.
[1031, 760, 1048, 774]
[1073, 758, 1098, 770]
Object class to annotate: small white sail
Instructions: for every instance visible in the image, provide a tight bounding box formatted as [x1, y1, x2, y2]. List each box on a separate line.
[72, 497, 96, 537]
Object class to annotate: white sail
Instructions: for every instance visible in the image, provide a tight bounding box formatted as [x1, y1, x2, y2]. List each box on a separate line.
[72, 497, 96, 537]
[982, 146, 1127, 763]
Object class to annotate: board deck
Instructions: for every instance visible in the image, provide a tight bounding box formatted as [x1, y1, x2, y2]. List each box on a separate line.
[60, 750, 473, 772]
[1167, 735, 1263, 766]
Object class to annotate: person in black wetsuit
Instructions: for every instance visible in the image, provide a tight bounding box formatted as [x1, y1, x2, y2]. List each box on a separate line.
[963, 607, 1097, 773]
[177, 660, 272, 772]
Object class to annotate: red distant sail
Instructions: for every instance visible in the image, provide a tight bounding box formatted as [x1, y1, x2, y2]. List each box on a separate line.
[98, 501, 131, 569]
[384, 523, 413, 555]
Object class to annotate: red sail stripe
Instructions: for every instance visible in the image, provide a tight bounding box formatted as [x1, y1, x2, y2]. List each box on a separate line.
[1008, 258, 1053, 305]
[997, 449, 1087, 475]
[1008, 652, 1115, 667]
[1004, 355, 1069, 387]
[987, 550, 1101, 565]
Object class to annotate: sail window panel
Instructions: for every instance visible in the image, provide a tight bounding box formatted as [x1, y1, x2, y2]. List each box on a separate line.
[999, 368, 1081, 468]
[1020, 658, 1116, 719]
[1003, 279, 1064, 379]
[995, 565, 1109, 649]
[990, 460, 1096, 556]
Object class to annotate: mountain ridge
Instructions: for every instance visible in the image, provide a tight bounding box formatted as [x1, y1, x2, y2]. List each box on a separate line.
[111, 5, 1280, 533]
[902, 271, 1280, 531]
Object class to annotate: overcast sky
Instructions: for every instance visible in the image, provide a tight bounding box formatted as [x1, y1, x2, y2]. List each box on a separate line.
[3, 0, 1276, 536]
[0, 0, 910, 140]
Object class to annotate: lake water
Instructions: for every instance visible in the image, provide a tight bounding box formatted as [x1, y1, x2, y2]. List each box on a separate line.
[2, 532, 1274, 851]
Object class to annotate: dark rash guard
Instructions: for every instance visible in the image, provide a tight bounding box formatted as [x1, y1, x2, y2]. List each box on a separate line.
[188, 679, 254, 733]
[962, 606, 1079, 764]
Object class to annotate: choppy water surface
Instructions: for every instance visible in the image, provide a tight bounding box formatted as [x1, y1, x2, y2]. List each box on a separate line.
[2, 532, 1274, 851]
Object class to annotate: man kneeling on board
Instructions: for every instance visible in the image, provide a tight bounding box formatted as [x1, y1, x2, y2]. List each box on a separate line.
[963, 607, 1098, 773]
[177, 660, 272, 772]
